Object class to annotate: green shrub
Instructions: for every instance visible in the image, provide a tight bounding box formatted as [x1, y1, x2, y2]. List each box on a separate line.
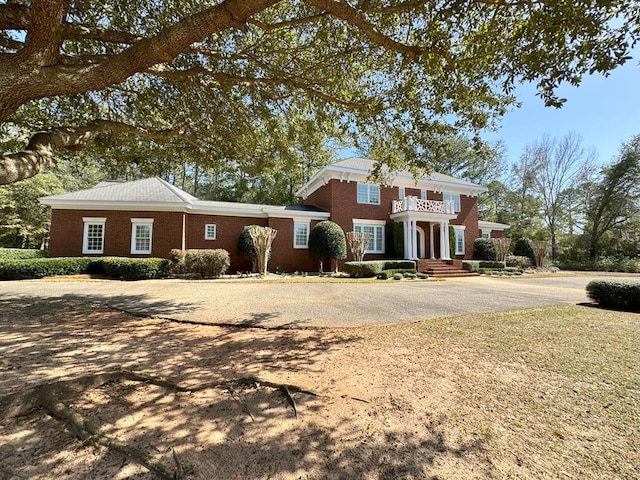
[385, 222, 405, 258]
[237, 225, 264, 272]
[417, 272, 430, 279]
[463, 260, 480, 273]
[393, 273, 403, 280]
[513, 238, 536, 264]
[473, 238, 496, 260]
[382, 268, 417, 277]
[586, 280, 640, 311]
[183, 249, 230, 278]
[377, 271, 390, 280]
[558, 257, 640, 273]
[0, 257, 96, 280]
[506, 255, 532, 269]
[0, 248, 47, 260]
[100, 257, 171, 280]
[344, 261, 384, 277]
[344, 260, 417, 277]
[308, 221, 347, 267]
[169, 249, 187, 274]
[479, 260, 506, 269]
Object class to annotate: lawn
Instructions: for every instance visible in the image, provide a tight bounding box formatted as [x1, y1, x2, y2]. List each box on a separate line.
[0, 299, 637, 479]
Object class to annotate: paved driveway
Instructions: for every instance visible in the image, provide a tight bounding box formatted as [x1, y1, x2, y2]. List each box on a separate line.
[2, 273, 637, 328]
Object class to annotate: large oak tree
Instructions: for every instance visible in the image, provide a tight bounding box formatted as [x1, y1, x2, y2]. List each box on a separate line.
[1, 0, 638, 185]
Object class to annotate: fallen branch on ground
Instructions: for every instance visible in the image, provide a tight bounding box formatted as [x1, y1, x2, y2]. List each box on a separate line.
[0, 369, 320, 479]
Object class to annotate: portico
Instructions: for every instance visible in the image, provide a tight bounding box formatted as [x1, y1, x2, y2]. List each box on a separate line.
[390, 196, 458, 260]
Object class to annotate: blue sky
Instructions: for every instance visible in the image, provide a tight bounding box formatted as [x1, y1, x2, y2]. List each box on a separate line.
[484, 53, 640, 166]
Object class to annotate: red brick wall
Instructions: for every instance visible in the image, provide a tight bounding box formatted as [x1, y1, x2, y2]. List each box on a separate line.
[186, 214, 267, 272]
[267, 218, 319, 272]
[48, 209, 183, 258]
[456, 195, 479, 259]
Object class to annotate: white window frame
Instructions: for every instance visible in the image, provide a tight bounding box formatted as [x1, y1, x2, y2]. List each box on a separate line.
[82, 217, 106, 254]
[293, 221, 310, 249]
[443, 192, 461, 212]
[205, 223, 217, 240]
[454, 226, 465, 256]
[130, 218, 154, 254]
[420, 189, 427, 201]
[398, 187, 405, 200]
[481, 230, 491, 239]
[357, 183, 380, 205]
[353, 220, 385, 254]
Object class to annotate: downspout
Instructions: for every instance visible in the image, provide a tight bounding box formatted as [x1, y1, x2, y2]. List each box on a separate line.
[181, 213, 186, 250]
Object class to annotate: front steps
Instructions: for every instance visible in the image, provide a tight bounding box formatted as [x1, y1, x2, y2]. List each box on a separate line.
[416, 259, 478, 278]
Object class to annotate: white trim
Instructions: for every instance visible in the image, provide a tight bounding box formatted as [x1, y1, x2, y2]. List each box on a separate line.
[205, 223, 217, 240]
[356, 183, 380, 205]
[295, 157, 488, 199]
[293, 221, 310, 249]
[352, 218, 386, 226]
[130, 220, 153, 254]
[353, 222, 385, 254]
[443, 192, 461, 213]
[82, 218, 106, 254]
[454, 226, 465, 256]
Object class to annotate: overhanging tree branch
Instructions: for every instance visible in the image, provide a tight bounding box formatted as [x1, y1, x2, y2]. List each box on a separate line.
[0, 120, 197, 185]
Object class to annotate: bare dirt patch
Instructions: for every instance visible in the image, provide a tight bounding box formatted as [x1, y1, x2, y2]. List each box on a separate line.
[1, 298, 638, 479]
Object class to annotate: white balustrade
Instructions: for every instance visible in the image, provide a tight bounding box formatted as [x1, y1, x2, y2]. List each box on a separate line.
[392, 196, 454, 214]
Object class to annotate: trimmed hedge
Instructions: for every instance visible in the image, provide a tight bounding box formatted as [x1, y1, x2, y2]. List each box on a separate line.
[100, 257, 171, 280]
[344, 260, 416, 277]
[0, 248, 48, 260]
[586, 279, 640, 311]
[0, 256, 170, 280]
[308, 221, 346, 262]
[0, 257, 96, 280]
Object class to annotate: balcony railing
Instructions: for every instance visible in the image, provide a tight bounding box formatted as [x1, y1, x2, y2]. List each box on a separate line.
[392, 196, 455, 214]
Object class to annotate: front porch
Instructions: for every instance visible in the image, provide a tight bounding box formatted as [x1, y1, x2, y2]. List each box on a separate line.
[389, 196, 457, 261]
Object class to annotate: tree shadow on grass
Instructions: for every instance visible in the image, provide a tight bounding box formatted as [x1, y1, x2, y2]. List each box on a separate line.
[0, 296, 488, 479]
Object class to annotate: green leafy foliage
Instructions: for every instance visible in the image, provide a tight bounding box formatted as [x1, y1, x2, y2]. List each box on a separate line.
[0, 257, 96, 280]
[473, 238, 496, 261]
[308, 221, 346, 261]
[181, 249, 230, 278]
[506, 255, 532, 269]
[513, 238, 536, 264]
[100, 257, 172, 280]
[344, 260, 416, 277]
[586, 280, 640, 311]
[0, 248, 47, 259]
[385, 222, 404, 259]
[0, 256, 171, 280]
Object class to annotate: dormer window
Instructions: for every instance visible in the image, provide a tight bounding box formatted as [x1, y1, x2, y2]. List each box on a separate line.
[357, 183, 380, 205]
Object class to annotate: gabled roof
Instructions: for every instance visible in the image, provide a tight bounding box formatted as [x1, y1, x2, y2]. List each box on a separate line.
[296, 157, 488, 199]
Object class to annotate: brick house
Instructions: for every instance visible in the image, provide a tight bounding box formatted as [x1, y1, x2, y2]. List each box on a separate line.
[40, 157, 503, 272]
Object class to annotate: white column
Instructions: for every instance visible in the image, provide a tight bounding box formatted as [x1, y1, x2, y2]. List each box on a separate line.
[411, 220, 418, 260]
[403, 220, 409, 259]
[440, 221, 451, 260]
[429, 223, 435, 259]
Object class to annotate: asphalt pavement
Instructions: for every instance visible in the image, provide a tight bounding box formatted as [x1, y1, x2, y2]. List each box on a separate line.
[2, 273, 637, 328]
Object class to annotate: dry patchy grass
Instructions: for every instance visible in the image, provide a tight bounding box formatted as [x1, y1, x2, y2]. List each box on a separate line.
[0, 299, 637, 479]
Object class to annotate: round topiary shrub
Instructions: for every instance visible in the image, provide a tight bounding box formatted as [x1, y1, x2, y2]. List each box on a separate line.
[308, 221, 346, 272]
